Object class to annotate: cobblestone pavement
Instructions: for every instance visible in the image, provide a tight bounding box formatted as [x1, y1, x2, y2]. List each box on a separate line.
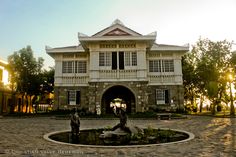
[0, 116, 235, 157]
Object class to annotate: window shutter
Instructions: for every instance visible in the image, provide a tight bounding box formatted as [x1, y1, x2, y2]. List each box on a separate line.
[165, 90, 169, 104]
[119, 52, 124, 69]
[76, 91, 81, 105]
[112, 52, 117, 69]
[67, 91, 70, 104]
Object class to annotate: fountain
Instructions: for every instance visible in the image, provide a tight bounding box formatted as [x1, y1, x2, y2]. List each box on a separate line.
[44, 99, 195, 147]
[99, 98, 144, 144]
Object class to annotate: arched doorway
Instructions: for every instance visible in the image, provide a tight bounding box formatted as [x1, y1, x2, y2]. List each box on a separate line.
[101, 85, 135, 114]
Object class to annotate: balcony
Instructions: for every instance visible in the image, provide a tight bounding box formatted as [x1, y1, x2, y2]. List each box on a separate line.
[55, 76, 89, 86]
[148, 74, 183, 85]
[99, 69, 138, 79]
[54, 71, 182, 86]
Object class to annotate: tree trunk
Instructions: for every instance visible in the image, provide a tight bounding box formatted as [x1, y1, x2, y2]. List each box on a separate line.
[25, 95, 28, 113]
[29, 95, 32, 113]
[199, 95, 203, 113]
[19, 94, 24, 112]
[211, 99, 217, 115]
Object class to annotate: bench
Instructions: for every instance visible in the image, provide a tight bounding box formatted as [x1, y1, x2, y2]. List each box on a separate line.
[156, 113, 172, 120]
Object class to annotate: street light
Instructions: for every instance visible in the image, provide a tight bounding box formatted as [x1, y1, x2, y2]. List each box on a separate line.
[228, 74, 235, 116]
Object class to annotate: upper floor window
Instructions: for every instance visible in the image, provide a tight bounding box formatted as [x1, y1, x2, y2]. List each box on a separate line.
[99, 52, 111, 66]
[162, 60, 174, 72]
[131, 52, 137, 66]
[62, 61, 87, 73]
[75, 61, 87, 73]
[124, 52, 137, 66]
[149, 60, 161, 72]
[62, 61, 73, 73]
[149, 60, 174, 72]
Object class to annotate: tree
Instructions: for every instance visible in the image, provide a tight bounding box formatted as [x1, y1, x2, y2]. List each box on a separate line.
[229, 51, 236, 115]
[8, 46, 45, 113]
[33, 67, 55, 113]
[182, 52, 199, 112]
[183, 38, 232, 114]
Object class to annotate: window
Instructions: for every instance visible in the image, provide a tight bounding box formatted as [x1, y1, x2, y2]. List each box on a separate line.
[162, 60, 174, 72]
[99, 53, 105, 66]
[156, 89, 165, 101]
[124, 52, 137, 66]
[149, 60, 161, 72]
[149, 60, 174, 72]
[62, 61, 87, 73]
[125, 52, 130, 66]
[99, 52, 111, 66]
[119, 52, 124, 70]
[156, 89, 169, 104]
[62, 61, 73, 73]
[131, 52, 137, 66]
[68, 90, 80, 105]
[112, 52, 117, 69]
[75, 61, 86, 73]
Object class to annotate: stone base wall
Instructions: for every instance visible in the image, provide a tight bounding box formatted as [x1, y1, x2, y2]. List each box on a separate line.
[54, 86, 89, 110]
[87, 81, 149, 114]
[54, 83, 184, 113]
[147, 85, 184, 111]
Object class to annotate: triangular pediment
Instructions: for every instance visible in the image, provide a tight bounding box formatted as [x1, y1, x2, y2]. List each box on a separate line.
[104, 28, 131, 36]
[92, 19, 141, 37]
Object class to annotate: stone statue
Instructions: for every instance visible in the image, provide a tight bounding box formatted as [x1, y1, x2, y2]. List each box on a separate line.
[112, 107, 130, 133]
[70, 108, 80, 136]
[99, 99, 143, 142]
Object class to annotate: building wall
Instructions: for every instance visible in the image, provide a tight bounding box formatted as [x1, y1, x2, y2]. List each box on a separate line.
[50, 41, 186, 113]
[0, 89, 12, 114]
[52, 47, 185, 113]
[0, 60, 12, 114]
[147, 85, 184, 111]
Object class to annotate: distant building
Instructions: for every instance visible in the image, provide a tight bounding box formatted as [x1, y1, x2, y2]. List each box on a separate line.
[46, 19, 189, 114]
[0, 59, 11, 114]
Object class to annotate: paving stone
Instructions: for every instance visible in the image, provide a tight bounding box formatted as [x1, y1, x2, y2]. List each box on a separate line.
[0, 116, 235, 156]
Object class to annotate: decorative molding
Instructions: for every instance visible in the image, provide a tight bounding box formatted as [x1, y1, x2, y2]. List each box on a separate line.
[104, 28, 131, 36]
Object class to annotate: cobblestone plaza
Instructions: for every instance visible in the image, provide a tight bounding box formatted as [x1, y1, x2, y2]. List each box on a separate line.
[0, 116, 235, 157]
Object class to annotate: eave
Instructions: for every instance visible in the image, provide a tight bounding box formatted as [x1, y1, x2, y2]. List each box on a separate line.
[79, 35, 156, 49]
[150, 43, 189, 52]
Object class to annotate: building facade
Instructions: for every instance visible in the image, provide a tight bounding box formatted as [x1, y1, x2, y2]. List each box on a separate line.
[0, 59, 11, 114]
[46, 20, 188, 114]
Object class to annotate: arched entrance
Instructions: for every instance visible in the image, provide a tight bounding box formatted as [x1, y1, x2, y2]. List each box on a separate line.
[101, 85, 135, 114]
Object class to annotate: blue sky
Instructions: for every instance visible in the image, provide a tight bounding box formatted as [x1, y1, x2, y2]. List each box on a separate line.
[1, 0, 236, 69]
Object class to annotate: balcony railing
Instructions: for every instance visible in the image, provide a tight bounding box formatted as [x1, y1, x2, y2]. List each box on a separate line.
[55, 72, 182, 85]
[55, 76, 89, 86]
[99, 69, 138, 79]
[148, 74, 182, 85]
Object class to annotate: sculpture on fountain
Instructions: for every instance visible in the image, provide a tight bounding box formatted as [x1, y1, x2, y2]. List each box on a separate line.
[99, 98, 143, 141]
[70, 108, 80, 136]
[111, 105, 131, 133]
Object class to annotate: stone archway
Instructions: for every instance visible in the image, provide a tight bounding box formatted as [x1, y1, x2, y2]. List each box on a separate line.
[101, 85, 135, 114]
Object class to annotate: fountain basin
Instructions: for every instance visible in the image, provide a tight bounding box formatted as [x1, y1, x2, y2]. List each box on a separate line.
[44, 128, 194, 148]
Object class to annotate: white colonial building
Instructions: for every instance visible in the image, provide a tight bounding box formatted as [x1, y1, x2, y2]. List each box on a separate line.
[46, 20, 188, 114]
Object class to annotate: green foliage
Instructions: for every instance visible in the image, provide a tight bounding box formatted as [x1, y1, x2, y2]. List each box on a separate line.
[104, 125, 112, 131]
[145, 125, 154, 136]
[130, 132, 143, 141]
[7, 46, 54, 113]
[156, 129, 176, 139]
[182, 38, 233, 114]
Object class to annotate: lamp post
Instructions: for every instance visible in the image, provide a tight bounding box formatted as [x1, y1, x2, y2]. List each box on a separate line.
[228, 74, 235, 116]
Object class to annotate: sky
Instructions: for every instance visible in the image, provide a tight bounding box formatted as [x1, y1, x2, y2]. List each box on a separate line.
[0, 0, 236, 69]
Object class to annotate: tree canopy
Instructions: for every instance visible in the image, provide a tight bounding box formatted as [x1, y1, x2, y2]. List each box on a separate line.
[8, 46, 54, 113]
[182, 38, 235, 115]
